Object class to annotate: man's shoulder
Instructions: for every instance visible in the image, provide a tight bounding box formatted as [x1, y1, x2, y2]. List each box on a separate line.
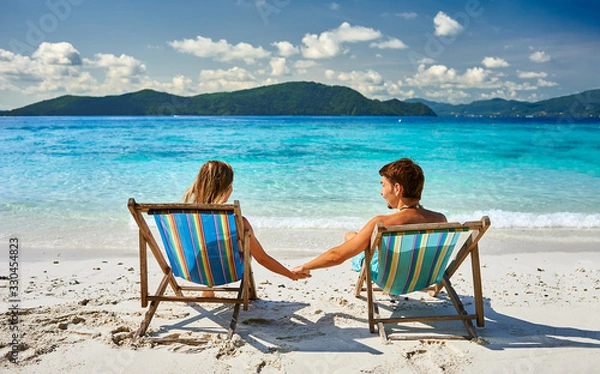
[374, 210, 447, 226]
[362, 214, 398, 230]
[376, 212, 409, 226]
[427, 210, 448, 223]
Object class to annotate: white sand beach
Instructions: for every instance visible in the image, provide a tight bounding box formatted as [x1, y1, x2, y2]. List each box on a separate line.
[2, 229, 599, 374]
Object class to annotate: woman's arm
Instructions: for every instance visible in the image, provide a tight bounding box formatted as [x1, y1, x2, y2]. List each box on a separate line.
[243, 218, 310, 280]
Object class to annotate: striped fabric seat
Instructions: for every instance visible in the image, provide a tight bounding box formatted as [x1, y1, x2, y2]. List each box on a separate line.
[375, 228, 470, 295]
[354, 218, 491, 340]
[128, 199, 256, 341]
[150, 209, 244, 287]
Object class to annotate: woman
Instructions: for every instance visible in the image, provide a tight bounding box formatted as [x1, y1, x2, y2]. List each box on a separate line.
[184, 160, 310, 282]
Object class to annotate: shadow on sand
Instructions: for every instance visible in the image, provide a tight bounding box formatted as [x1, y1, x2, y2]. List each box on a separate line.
[371, 293, 600, 350]
[150, 293, 599, 355]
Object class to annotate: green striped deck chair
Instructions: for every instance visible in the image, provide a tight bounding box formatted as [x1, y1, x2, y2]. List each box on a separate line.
[128, 198, 256, 341]
[354, 217, 491, 340]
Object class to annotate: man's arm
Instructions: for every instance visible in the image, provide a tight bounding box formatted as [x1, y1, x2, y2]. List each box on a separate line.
[244, 218, 310, 280]
[294, 216, 382, 272]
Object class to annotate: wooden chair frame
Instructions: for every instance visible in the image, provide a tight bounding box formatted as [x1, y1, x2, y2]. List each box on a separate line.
[355, 217, 491, 340]
[128, 198, 257, 340]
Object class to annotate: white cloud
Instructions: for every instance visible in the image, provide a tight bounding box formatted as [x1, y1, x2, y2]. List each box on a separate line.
[324, 68, 409, 98]
[169, 36, 270, 64]
[294, 60, 317, 69]
[1, 43, 180, 99]
[301, 22, 382, 59]
[337, 69, 384, 86]
[335, 22, 382, 43]
[517, 70, 547, 79]
[138, 74, 196, 97]
[31, 42, 82, 65]
[459, 67, 489, 87]
[199, 66, 254, 81]
[293, 59, 318, 73]
[197, 66, 259, 92]
[302, 34, 340, 59]
[0, 43, 98, 97]
[424, 88, 469, 103]
[168, 75, 194, 95]
[29, 71, 97, 95]
[270, 57, 289, 76]
[396, 89, 416, 99]
[479, 86, 545, 103]
[433, 11, 463, 37]
[529, 50, 551, 63]
[0, 49, 15, 62]
[479, 89, 518, 101]
[503, 80, 537, 91]
[0, 49, 37, 80]
[0, 42, 266, 101]
[482, 57, 509, 68]
[406, 64, 458, 86]
[396, 12, 417, 20]
[378, 81, 412, 98]
[172, 75, 192, 90]
[418, 57, 435, 65]
[537, 78, 558, 87]
[0, 76, 17, 92]
[330, 2, 340, 10]
[405, 63, 506, 91]
[271, 41, 299, 57]
[370, 37, 408, 50]
[88, 53, 147, 83]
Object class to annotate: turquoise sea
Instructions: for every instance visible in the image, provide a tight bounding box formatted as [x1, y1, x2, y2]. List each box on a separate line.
[1, 116, 599, 255]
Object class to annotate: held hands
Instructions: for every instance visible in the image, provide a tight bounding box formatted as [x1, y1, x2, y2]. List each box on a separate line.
[290, 265, 311, 280]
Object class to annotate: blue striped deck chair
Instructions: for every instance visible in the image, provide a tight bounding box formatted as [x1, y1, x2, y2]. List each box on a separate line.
[354, 217, 491, 340]
[128, 198, 256, 341]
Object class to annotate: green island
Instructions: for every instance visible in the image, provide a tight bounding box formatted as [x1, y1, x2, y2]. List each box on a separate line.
[1, 81, 598, 117]
[0, 82, 434, 117]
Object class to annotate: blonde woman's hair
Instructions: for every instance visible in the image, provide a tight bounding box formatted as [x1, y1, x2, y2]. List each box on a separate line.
[184, 160, 234, 204]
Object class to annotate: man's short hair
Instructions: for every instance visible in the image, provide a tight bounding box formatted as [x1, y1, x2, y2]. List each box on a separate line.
[379, 158, 424, 199]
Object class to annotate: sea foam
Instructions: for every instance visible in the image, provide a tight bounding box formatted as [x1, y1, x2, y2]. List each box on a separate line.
[250, 211, 600, 230]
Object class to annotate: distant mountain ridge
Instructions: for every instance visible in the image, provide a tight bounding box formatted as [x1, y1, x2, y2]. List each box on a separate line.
[2, 81, 435, 117]
[3, 83, 598, 117]
[407, 89, 600, 117]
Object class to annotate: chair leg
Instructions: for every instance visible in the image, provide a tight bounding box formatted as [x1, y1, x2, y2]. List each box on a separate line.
[139, 232, 148, 308]
[366, 269, 376, 333]
[242, 275, 249, 311]
[228, 286, 244, 340]
[355, 264, 367, 297]
[442, 276, 477, 339]
[227, 303, 241, 340]
[134, 274, 170, 341]
[373, 304, 387, 341]
[135, 300, 161, 340]
[470, 246, 485, 327]
[241, 267, 257, 310]
[249, 270, 257, 300]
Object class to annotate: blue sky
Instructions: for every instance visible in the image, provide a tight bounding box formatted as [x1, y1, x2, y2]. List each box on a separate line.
[1, 0, 599, 110]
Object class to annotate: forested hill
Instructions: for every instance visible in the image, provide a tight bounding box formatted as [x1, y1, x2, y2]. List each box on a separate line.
[407, 89, 600, 118]
[3, 81, 436, 116]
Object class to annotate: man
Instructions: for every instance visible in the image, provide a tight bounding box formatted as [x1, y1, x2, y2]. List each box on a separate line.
[292, 158, 446, 274]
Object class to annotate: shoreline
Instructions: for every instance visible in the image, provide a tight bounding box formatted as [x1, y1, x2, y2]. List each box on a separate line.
[11, 227, 600, 262]
[1, 232, 599, 373]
